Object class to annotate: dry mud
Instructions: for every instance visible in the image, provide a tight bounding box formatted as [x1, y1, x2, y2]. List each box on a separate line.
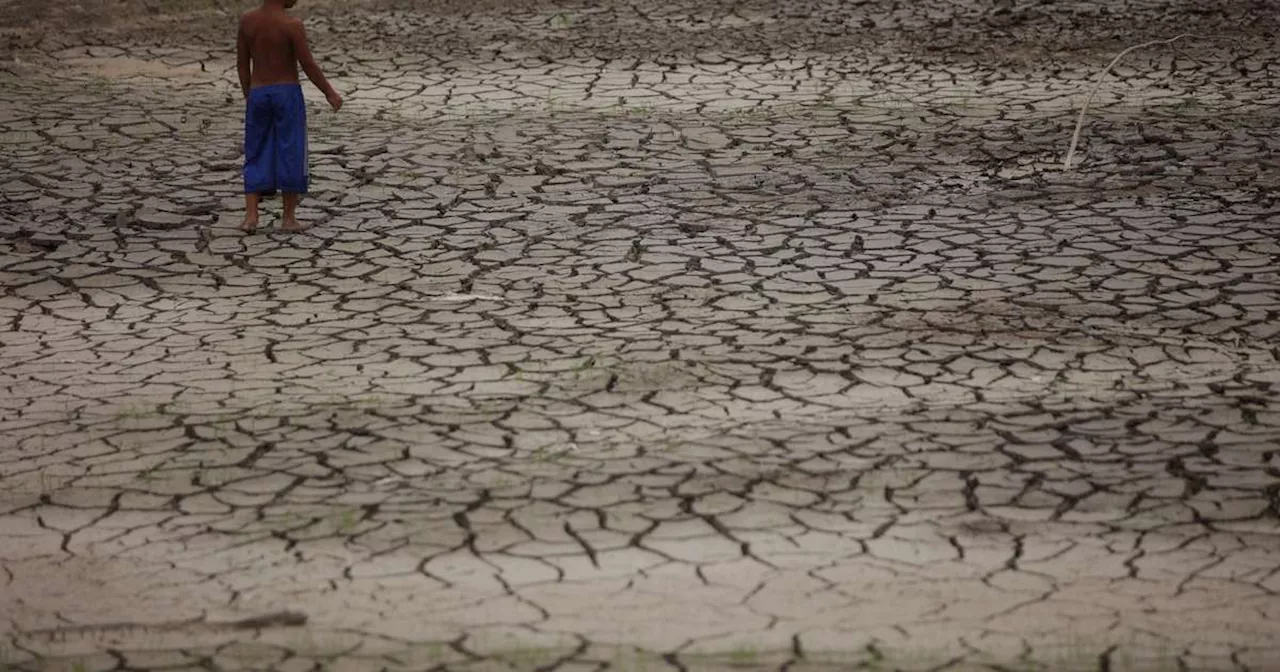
[1, 1, 1279, 670]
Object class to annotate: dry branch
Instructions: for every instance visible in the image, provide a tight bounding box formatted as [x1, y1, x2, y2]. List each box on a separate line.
[1063, 33, 1197, 170]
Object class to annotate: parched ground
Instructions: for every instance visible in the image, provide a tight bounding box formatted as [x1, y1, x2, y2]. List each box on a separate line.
[2, 0, 1280, 670]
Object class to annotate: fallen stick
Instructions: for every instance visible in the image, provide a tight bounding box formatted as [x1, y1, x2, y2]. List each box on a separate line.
[1063, 33, 1197, 170]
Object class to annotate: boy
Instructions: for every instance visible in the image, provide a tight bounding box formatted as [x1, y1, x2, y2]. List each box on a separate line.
[237, 0, 343, 234]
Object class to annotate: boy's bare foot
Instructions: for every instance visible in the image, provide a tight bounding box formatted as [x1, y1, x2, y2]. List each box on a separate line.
[239, 216, 259, 234]
[281, 217, 304, 233]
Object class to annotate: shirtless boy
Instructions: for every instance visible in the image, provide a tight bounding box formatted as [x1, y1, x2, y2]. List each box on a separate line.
[237, 0, 342, 233]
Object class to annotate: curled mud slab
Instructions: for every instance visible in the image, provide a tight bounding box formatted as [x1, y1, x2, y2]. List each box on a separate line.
[1, 0, 1280, 670]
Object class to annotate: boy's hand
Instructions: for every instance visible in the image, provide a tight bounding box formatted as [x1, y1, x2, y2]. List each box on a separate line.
[326, 91, 343, 112]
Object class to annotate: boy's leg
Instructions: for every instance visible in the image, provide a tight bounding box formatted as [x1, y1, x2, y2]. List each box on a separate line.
[282, 193, 302, 232]
[242, 88, 275, 233]
[274, 85, 309, 233]
[242, 192, 261, 233]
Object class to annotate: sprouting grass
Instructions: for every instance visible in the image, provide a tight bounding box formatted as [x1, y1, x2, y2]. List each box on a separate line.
[256, 507, 367, 536]
[334, 509, 360, 533]
[455, 102, 498, 118]
[39, 470, 67, 494]
[7, 469, 74, 497]
[0, 649, 89, 672]
[620, 104, 655, 117]
[495, 646, 564, 667]
[1172, 97, 1200, 110]
[114, 403, 152, 418]
[351, 393, 393, 410]
[723, 105, 772, 120]
[0, 638, 1201, 671]
[513, 355, 702, 393]
[111, 403, 155, 429]
[549, 11, 575, 30]
[528, 445, 574, 463]
[196, 467, 236, 487]
[575, 354, 604, 372]
[537, 92, 574, 117]
[727, 645, 760, 666]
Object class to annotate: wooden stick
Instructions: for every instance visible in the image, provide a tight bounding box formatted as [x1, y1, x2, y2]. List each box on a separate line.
[1063, 33, 1196, 170]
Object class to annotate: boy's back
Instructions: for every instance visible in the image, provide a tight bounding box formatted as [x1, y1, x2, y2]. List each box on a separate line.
[240, 7, 301, 88]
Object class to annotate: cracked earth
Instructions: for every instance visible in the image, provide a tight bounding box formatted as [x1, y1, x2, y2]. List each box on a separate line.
[2, 0, 1280, 670]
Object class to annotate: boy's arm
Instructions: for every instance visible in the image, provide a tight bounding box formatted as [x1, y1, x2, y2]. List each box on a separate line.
[289, 19, 342, 111]
[236, 16, 251, 99]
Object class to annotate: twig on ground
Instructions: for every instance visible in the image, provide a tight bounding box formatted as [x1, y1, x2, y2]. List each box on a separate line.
[1063, 33, 1198, 170]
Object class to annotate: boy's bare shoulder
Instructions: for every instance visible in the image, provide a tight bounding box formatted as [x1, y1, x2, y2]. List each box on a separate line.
[241, 9, 304, 30]
[277, 14, 307, 40]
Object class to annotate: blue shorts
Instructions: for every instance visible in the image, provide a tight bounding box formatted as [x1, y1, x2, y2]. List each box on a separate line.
[243, 83, 308, 195]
